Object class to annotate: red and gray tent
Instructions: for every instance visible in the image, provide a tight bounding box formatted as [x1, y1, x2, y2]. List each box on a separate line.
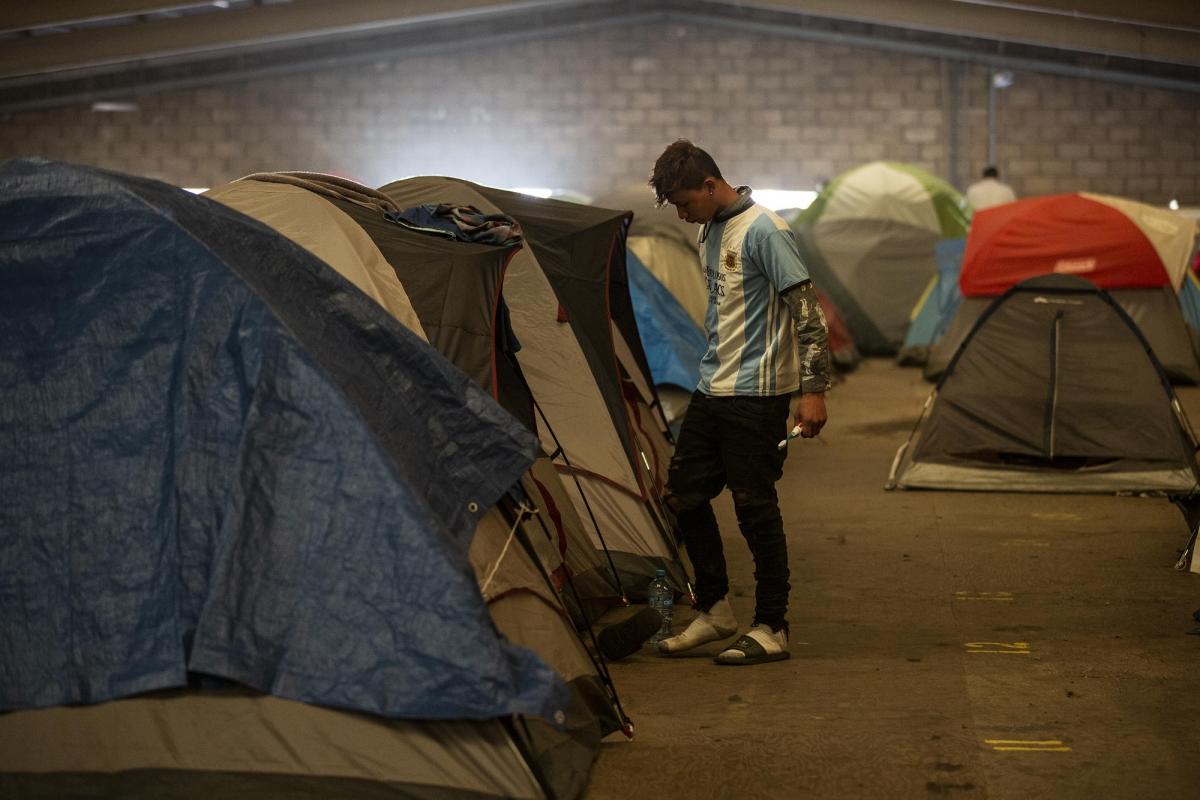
[925, 193, 1200, 383]
[889, 274, 1200, 495]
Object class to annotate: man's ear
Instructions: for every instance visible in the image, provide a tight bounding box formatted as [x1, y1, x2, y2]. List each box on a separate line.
[704, 177, 717, 196]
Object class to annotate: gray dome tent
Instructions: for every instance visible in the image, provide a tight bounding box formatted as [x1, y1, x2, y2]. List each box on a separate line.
[923, 283, 1200, 385]
[791, 161, 971, 355]
[888, 274, 1200, 494]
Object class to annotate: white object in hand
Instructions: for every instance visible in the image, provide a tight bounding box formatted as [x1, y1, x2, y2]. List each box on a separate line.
[777, 425, 803, 449]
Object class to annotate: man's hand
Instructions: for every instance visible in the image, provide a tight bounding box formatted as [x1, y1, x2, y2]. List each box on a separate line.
[789, 392, 828, 439]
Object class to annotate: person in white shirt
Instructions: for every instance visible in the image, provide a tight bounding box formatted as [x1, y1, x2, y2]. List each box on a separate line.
[965, 166, 1017, 210]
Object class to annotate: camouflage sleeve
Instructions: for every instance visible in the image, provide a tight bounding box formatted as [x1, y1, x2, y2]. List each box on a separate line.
[781, 280, 832, 394]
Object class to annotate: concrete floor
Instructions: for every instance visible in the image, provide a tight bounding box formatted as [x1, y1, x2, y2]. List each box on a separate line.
[587, 358, 1200, 800]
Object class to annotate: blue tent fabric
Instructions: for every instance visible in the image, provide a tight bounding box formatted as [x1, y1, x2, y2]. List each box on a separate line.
[1179, 270, 1200, 335]
[0, 158, 566, 722]
[902, 237, 966, 353]
[626, 250, 706, 391]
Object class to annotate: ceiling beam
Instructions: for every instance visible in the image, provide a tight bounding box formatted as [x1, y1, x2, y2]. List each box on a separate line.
[745, 0, 1200, 66]
[5, 0, 1200, 81]
[0, 0, 574, 79]
[0, 2, 227, 33]
[2, 0, 1199, 113]
[947, 0, 1200, 33]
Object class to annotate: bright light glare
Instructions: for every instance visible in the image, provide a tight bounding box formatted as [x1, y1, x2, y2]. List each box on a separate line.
[754, 189, 818, 211]
[512, 187, 553, 198]
[1169, 198, 1181, 210]
[182, 188, 209, 194]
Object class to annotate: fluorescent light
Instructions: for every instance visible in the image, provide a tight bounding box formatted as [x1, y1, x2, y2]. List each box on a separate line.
[91, 101, 138, 112]
[753, 189, 818, 211]
[512, 187, 553, 198]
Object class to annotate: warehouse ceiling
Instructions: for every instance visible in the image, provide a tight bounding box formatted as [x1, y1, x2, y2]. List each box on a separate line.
[2, 0, 1199, 111]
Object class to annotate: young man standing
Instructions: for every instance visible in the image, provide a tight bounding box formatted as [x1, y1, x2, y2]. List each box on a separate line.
[649, 139, 830, 665]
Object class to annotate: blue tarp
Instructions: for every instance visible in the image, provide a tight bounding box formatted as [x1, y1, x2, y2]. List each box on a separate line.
[0, 158, 566, 722]
[626, 250, 706, 391]
[902, 237, 966, 353]
[1179, 270, 1200, 335]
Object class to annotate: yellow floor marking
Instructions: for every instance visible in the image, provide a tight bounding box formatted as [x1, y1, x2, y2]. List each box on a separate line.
[991, 746, 1073, 752]
[955, 591, 1014, 601]
[985, 739, 1071, 752]
[966, 641, 1030, 654]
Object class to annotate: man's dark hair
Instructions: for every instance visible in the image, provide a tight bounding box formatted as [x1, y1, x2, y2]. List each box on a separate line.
[982, 165, 1000, 178]
[649, 139, 723, 205]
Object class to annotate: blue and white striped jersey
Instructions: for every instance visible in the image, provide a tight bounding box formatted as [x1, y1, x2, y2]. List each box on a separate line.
[696, 200, 810, 396]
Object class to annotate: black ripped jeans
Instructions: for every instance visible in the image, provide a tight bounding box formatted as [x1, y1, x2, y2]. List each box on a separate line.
[667, 391, 792, 633]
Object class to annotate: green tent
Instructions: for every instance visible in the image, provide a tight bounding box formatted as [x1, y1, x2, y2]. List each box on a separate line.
[793, 161, 971, 355]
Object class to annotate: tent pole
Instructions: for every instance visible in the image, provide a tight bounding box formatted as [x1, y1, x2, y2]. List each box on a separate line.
[1044, 313, 1063, 459]
[504, 493, 634, 734]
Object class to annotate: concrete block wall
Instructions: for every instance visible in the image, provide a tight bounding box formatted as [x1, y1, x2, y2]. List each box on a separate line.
[2, 19, 1198, 205]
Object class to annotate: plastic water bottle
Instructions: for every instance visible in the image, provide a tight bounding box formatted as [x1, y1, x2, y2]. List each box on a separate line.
[647, 569, 674, 644]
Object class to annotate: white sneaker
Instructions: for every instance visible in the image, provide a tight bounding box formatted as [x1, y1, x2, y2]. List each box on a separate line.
[656, 598, 738, 654]
[714, 623, 789, 665]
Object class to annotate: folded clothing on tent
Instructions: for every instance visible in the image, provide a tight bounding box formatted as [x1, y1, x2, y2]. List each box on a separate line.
[392, 203, 523, 247]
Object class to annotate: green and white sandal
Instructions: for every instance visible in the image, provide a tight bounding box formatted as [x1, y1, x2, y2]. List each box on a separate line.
[714, 624, 790, 665]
